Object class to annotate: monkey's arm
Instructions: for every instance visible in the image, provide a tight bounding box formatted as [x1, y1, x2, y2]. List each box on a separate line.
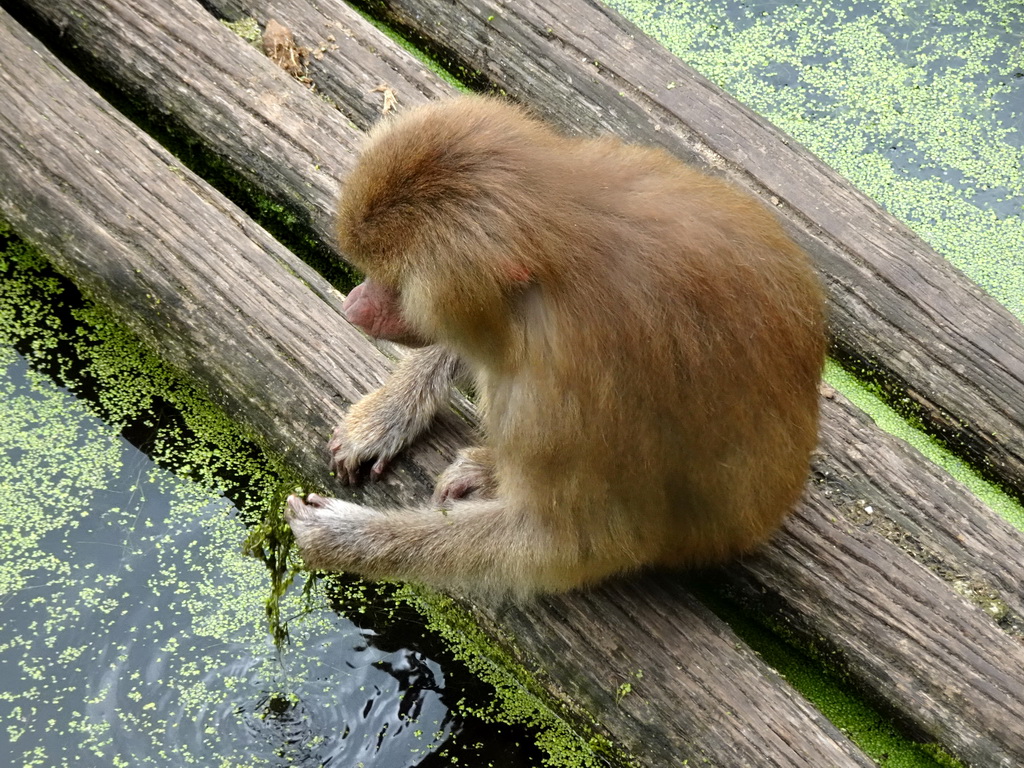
[286, 493, 582, 596]
[330, 345, 464, 483]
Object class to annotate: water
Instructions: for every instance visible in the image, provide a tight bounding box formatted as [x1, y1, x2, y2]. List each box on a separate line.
[0, 240, 548, 767]
[608, 0, 1024, 318]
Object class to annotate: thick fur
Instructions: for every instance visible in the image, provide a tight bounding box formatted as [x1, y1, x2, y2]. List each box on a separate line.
[287, 96, 827, 598]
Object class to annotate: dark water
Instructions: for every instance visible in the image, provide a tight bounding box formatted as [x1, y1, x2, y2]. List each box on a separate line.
[608, 0, 1024, 318]
[0, 245, 550, 766]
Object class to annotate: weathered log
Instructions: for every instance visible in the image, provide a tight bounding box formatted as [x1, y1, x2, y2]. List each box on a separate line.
[2, 0, 454, 263]
[817, 394, 1024, 625]
[0, 11, 875, 766]
[4, 0, 359, 255]
[213, 0, 452, 128]
[351, 0, 1024, 504]
[742, 398, 1024, 766]
[17, 0, 1024, 505]
[4, 1, 1024, 765]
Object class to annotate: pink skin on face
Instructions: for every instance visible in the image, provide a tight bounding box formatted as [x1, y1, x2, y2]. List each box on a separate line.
[343, 280, 420, 343]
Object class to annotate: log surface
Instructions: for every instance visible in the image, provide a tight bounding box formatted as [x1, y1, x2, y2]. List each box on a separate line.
[3, 1, 1024, 766]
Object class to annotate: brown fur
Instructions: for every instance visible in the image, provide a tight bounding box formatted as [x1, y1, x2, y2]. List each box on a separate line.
[287, 96, 827, 597]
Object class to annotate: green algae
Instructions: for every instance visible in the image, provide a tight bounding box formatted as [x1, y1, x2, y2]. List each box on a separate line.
[402, 587, 625, 768]
[221, 17, 262, 48]
[344, 0, 478, 93]
[699, 589, 963, 768]
[0, 223, 601, 766]
[605, 0, 1023, 320]
[825, 359, 1024, 530]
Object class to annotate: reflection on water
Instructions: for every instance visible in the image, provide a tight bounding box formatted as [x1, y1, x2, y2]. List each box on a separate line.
[0, 350, 454, 766]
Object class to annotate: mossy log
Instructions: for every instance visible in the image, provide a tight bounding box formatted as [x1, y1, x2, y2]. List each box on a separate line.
[2, 2, 1024, 766]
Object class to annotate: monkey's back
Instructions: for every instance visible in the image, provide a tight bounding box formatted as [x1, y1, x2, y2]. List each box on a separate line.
[497, 136, 827, 569]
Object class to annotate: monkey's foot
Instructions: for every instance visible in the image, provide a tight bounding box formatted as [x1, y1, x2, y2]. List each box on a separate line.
[285, 493, 380, 572]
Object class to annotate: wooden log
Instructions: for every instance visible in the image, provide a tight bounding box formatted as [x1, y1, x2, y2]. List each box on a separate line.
[0, 10, 875, 767]
[352, 0, 1024, 504]
[4, 0, 362, 256]
[746, 397, 1024, 767]
[818, 394, 1024, 625]
[5, 1, 1024, 764]
[18, 0, 1024, 506]
[212, 0, 452, 128]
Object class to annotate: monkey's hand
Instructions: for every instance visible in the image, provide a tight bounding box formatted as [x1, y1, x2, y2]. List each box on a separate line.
[329, 389, 412, 485]
[432, 446, 497, 504]
[329, 346, 462, 484]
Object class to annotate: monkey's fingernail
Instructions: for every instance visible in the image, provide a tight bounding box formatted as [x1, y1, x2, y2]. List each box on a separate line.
[371, 458, 389, 480]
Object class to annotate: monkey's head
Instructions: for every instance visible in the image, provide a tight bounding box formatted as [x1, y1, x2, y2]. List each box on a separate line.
[337, 97, 563, 357]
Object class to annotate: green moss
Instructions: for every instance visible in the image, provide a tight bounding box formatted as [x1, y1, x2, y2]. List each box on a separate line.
[0, 220, 309, 644]
[221, 17, 262, 48]
[344, 0, 478, 93]
[825, 360, 1024, 531]
[699, 589, 964, 768]
[402, 587, 625, 767]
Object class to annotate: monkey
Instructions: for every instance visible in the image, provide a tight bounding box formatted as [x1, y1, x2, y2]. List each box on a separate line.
[286, 96, 827, 598]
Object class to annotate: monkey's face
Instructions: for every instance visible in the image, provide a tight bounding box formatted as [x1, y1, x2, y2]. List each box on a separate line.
[342, 278, 429, 347]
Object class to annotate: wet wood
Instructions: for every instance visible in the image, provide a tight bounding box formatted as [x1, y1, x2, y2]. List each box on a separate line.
[3, 2, 1024, 766]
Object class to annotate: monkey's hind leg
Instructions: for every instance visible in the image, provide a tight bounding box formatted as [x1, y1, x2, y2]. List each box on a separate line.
[285, 493, 579, 597]
[330, 345, 462, 483]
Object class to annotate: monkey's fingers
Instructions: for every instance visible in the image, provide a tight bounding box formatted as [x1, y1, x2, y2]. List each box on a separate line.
[432, 455, 494, 504]
[326, 440, 360, 484]
[285, 493, 307, 521]
[328, 442, 394, 485]
[432, 475, 478, 505]
[338, 459, 361, 486]
[369, 457, 391, 481]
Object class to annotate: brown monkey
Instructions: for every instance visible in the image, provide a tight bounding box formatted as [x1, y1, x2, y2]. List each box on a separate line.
[287, 96, 827, 597]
